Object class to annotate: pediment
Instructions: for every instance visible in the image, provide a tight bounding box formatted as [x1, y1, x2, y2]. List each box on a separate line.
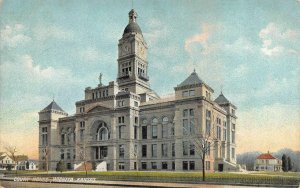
[87, 105, 111, 113]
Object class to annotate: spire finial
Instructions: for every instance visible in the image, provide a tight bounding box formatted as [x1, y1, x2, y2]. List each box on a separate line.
[193, 68, 196, 73]
[220, 85, 223, 94]
[129, 9, 137, 23]
[98, 73, 103, 86]
[52, 94, 55, 101]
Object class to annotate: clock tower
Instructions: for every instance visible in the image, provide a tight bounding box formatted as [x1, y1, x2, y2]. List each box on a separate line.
[117, 9, 150, 94]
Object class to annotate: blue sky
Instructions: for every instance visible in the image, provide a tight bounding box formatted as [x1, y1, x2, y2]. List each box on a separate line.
[0, 0, 299, 158]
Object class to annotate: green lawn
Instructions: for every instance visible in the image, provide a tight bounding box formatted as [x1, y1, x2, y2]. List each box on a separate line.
[2, 170, 300, 186]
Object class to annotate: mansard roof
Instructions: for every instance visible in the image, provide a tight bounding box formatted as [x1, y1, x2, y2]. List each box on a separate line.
[41, 100, 66, 113]
[214, 92, 230, 104]
[178, 71, 204, 87]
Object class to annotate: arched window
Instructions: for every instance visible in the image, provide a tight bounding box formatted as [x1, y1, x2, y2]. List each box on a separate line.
[162, 117, 168, 123]
[96, 122, 109, 141]
[152, 118, 158, 125]
[99, 127, 108, 140]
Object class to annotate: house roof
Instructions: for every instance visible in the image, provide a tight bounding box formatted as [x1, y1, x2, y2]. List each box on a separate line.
[41, 100, 66, 113]
[178, 71, 204, 87]
[257, 153, 276, 159]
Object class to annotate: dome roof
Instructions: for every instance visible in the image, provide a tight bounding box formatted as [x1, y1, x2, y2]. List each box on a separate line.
[123, 22, 142, 35]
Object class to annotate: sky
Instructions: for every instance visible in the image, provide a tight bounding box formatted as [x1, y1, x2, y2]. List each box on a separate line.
[0, 0, 299, 159]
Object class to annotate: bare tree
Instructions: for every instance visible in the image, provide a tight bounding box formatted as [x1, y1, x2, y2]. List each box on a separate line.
[185, 122, 218, 181]
[42, 146, 49, 173]
[5, 145, 18, 174]
[76, 135, 91, 177]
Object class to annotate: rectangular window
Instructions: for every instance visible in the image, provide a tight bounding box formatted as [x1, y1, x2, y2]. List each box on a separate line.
[151, 162, 157, 169]
[80, 129, 84, 141]
[189, 90, 195, 96]
[183, 119, 188, 135]
[189, 161, 195, 170]
[119, 125, 125, 139]
[134, 126, 138, 139]
[141, 162, 147, 170]
[207, 142, 211, 156]
[61, 134, 65, 145]
[42, 134, 48, 145]
[182, 91, 189, 97]
[190, 143, 195, 156]
[152, 125, 157, 139]
[119, 145, 124, 158]
[182, 161, 188, 170]
[142, 145, 147, 157]
[190, 119, 195, 133]
[60, 149, 64, 160]
[135, 117, 138, 124]
[100, 146, 108, 159]
[205, 161, 210, 170]
[172, 143, 175, 157]
[162, 162, 168, 170]
[118, 116, 125, 124]
[217, 126, 221, 140]
[183, 109, 188, 117]
[162, 144, 168, 157]
[183, 141, 189, 156]
[232, 130, 235, 143]
[162, 124, 168, 138]
[172, 161, 175, 170]
[232, 148, 235, 159]
[151, 144, 157, 157]
[206, 119, 211, 136]
[73, 149, 76, 159]
[134, 101, 138, 107]
[142, 126, 147, 139]
[189, 109, 194, 116]
[67, 149, 71, 159]
[224, 129, 227, 141]
[118, 162, 125, 170]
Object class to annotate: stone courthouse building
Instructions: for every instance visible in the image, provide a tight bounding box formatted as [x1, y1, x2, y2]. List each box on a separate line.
[39, 9, 238, 172]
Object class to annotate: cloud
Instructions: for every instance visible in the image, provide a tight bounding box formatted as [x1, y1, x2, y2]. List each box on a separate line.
[259, 22, 300, 56]
[225, 37, 257, 54]
[184, 23, 217, 55]
[33, 25, 74, 41]
[0, 24, 31, 48]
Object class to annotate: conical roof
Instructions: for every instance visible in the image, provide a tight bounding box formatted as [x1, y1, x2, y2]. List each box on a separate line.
[41, 100, 65, 112]
[214, 92, 230, 104]
[178, 71, 204, 87]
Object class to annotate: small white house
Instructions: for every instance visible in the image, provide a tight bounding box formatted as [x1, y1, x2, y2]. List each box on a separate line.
[0, 152, 16, 170]
[254, 152, 282, 171]
[17, 160, 37, 170]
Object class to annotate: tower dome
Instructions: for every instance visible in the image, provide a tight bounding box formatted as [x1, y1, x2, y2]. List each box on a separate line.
[123, 9, 142, 35]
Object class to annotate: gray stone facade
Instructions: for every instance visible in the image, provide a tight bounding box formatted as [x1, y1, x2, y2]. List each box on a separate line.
[38, 9, 238, 172]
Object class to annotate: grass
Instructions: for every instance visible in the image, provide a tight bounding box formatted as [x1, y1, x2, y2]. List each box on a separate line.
[2, 170, 300, 186]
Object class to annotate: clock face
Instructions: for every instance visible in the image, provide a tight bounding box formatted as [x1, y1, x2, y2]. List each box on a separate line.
[122, 44, 131, 55]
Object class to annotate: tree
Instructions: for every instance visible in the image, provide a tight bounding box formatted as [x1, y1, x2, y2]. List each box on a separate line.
[187, 120, 218, 181]
[287, 156, 292, 171]
[5, 145, 18, 174]
[56, 160, 66, 173]
[282, 154, 288, 172]
[26, 161, 30, 170]
[42, 146, 49, 173]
